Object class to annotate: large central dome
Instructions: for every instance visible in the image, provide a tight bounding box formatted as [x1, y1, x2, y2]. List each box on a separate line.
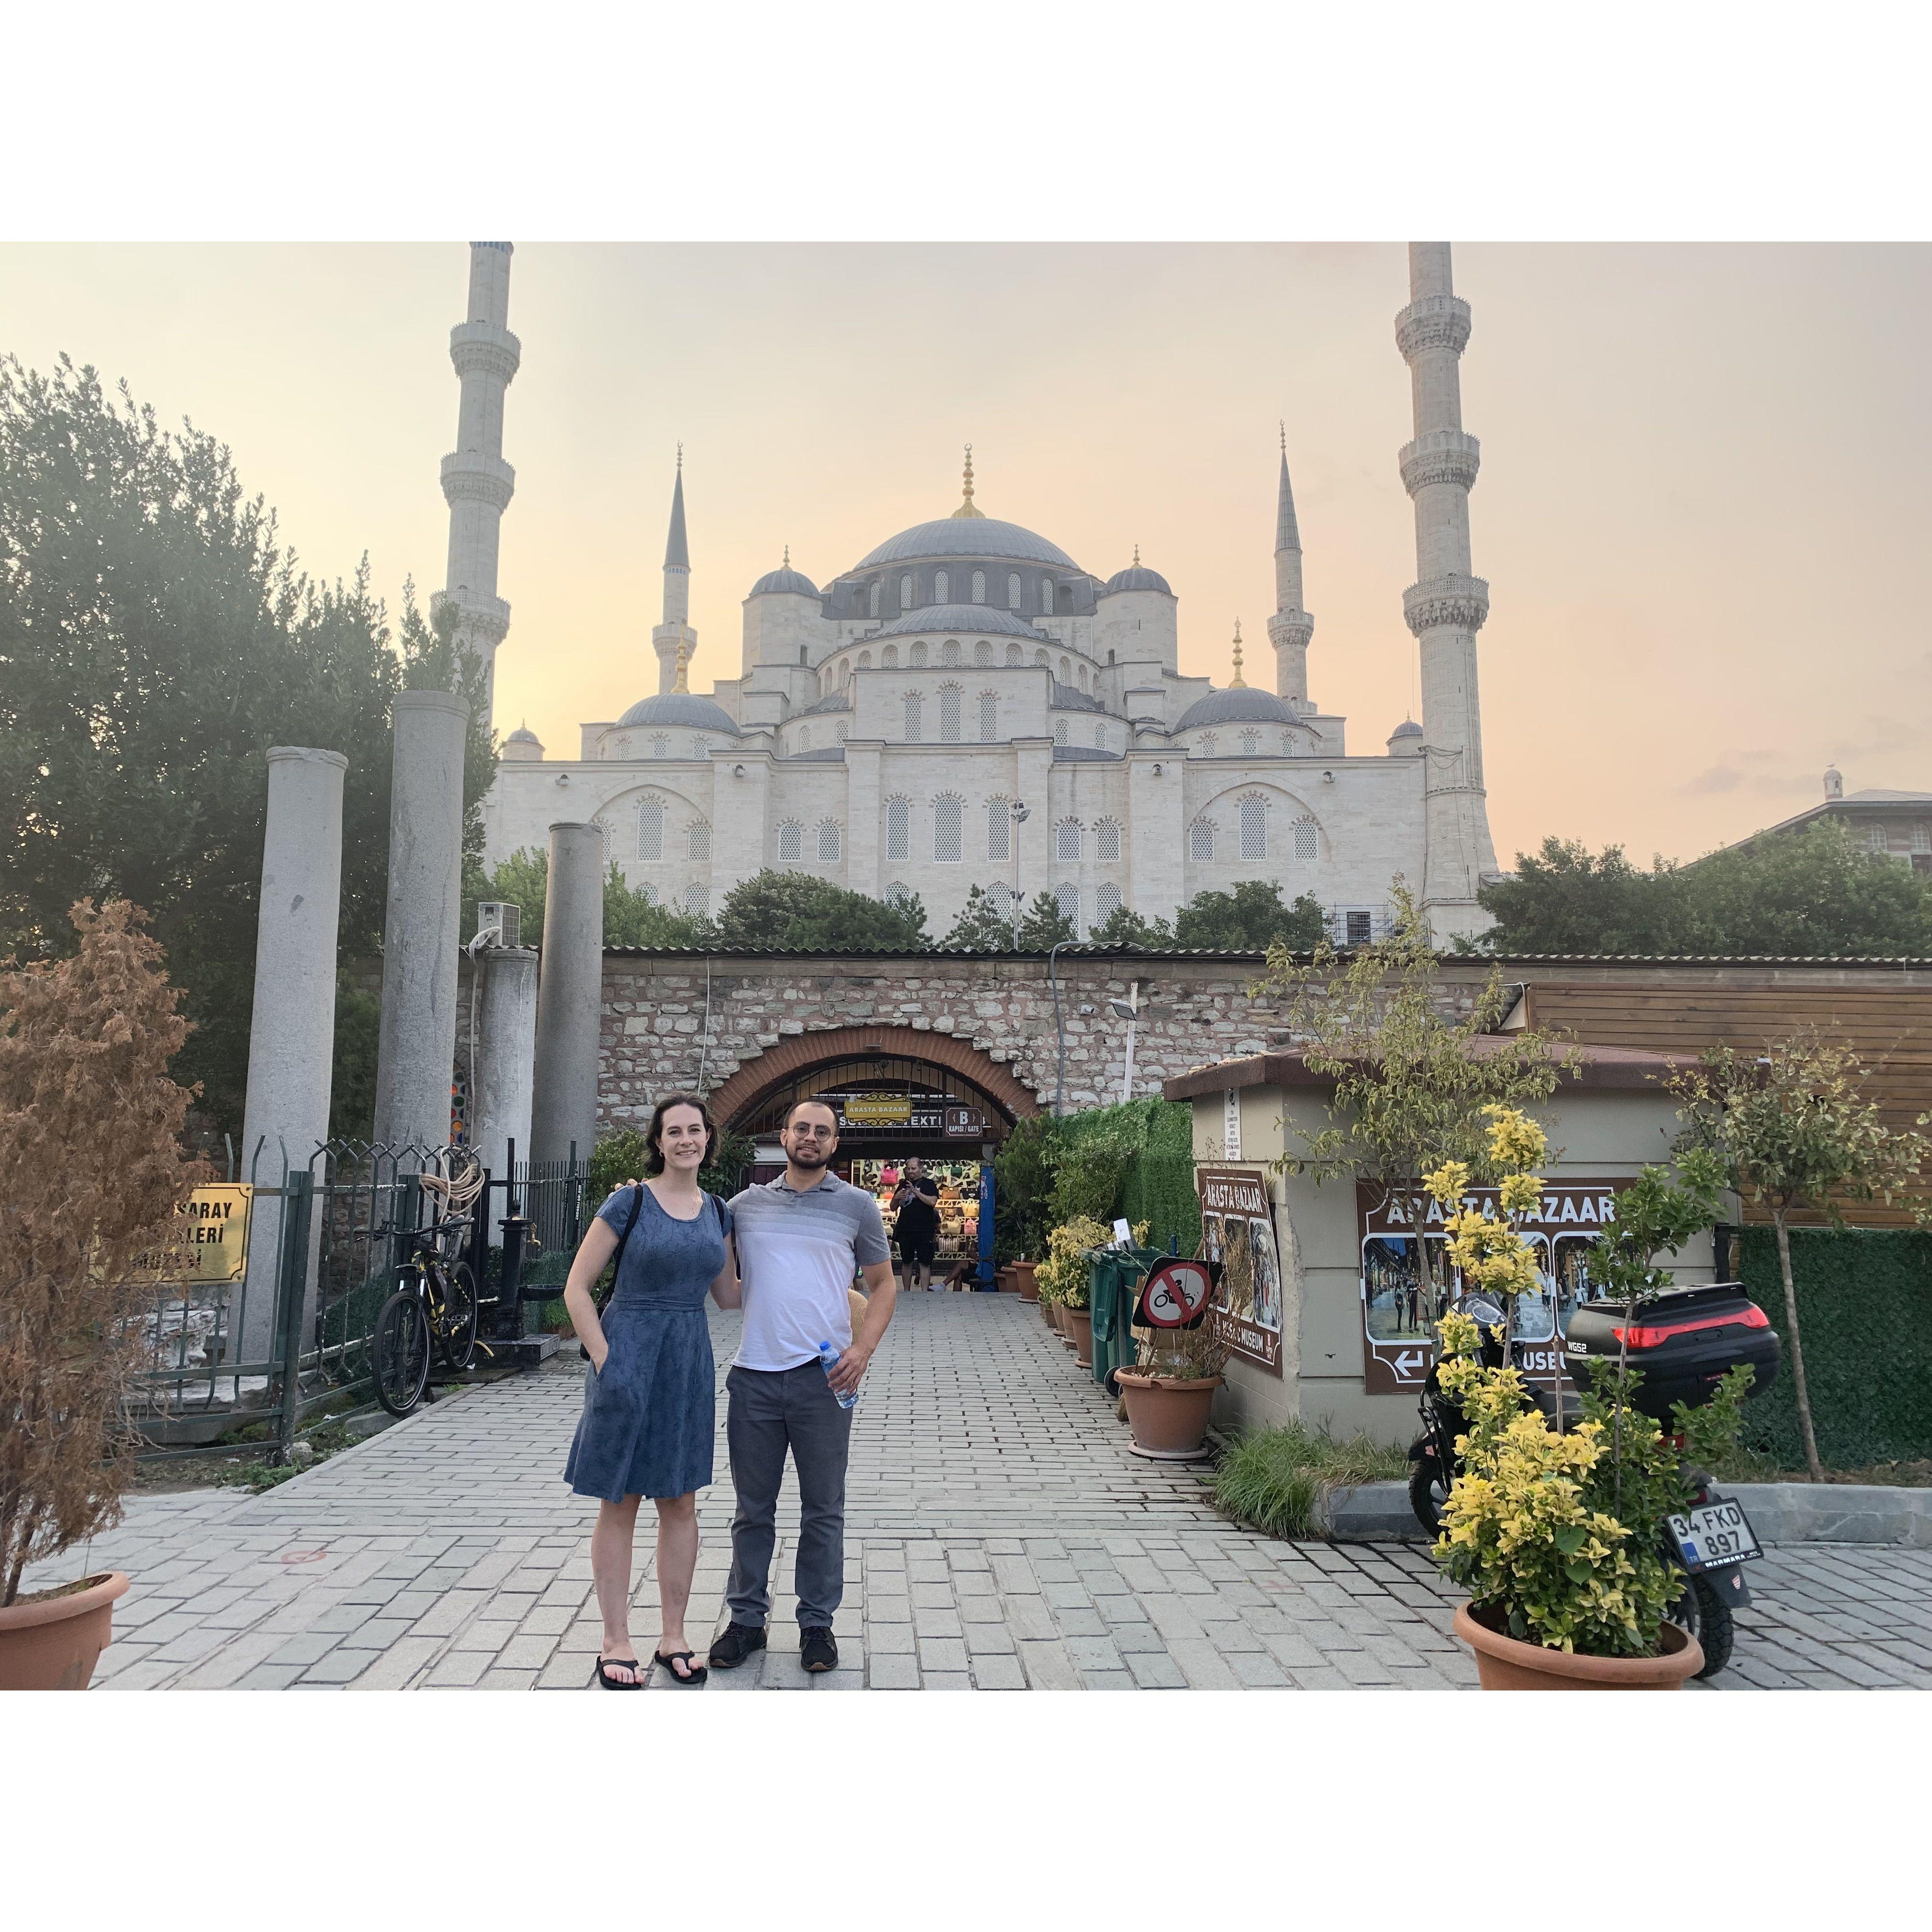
[856, 516, 1077, 571]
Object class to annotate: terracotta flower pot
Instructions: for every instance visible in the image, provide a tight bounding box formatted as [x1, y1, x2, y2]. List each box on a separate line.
[0, 1572, 129, 1691]
[1452, 1601, 1703, 1690]
[1116, 1372, 1222, 1460]
[1065, 1308, 1093, 1367]
[1011, 1261, 1039, 1302]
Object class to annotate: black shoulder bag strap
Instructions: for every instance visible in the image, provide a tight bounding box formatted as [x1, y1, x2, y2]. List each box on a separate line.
[597, 1184, 646, 1313]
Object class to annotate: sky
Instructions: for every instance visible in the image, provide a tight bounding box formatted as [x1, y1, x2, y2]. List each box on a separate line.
[3, 240, 1926, 867]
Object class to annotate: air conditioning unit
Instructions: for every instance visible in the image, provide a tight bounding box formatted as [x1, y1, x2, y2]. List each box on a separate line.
[476, 901, 520, 948]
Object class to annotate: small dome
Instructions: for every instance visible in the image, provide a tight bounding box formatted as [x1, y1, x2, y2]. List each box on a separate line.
[871, 603, 1047, 640]
[750, 563, 818, 598]
[1103, 563, 1172, 596]
[1174, 686, 1297, 732]
[506, 724, 540, 744]
[1390, 719, 1422, 739]
[615, 691, 741, 733]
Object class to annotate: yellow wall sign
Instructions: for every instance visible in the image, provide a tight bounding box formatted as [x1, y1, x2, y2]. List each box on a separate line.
[841, 1095, 913, 1126]
[168, 1184, 254, 1284]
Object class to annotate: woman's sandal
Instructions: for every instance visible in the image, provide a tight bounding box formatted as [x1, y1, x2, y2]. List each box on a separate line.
[597, 1656, 644, 1690]
[653, 1649, 708, 1687]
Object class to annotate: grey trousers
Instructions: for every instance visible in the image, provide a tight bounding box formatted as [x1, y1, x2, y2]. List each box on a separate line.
[724, 1360, 854, 1630]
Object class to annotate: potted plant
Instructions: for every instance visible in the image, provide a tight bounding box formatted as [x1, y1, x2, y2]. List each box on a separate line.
[1117, 1319, 1230, 1460]
[1011, 1259, 1040, 1301]
[0, 901, 207, 1689]
[1423, 1107, 1748, 1690]
[1036, 1215, 1109, 1365]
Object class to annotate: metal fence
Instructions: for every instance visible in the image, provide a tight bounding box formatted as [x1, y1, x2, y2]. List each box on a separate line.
[132, 1137, 598, 1465]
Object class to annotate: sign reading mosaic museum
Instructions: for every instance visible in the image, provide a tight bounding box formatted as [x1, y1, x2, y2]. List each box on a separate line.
[1196, 1165, 1283, 1376]
[1356, 1177, 1633, 1395]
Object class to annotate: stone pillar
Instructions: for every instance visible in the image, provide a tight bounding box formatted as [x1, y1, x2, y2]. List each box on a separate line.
[530, 822, 605, 1169]
[373, 689, 470, 1152]
[237, 747, 346, 1366]
[472, 945, 538, 1184]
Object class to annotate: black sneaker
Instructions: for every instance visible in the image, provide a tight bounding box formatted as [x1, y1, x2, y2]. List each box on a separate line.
[708, 1622, 767, 1669]
[800, 1627, 838, 1674]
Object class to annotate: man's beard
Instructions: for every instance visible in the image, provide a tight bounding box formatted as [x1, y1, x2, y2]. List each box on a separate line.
[788, 1144, 832, 1172]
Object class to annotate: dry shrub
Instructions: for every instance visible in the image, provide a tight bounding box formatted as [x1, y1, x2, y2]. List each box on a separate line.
[0, 900, 209, 1603]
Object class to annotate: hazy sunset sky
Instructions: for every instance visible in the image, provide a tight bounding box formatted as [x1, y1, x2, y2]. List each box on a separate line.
[4, 241, 1926, 866]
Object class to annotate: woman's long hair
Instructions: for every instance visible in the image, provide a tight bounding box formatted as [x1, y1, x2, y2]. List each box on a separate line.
[643, 1091, 717, 1177]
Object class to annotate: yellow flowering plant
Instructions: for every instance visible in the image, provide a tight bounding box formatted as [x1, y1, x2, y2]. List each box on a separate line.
[1034, 1215, 1127, 1310]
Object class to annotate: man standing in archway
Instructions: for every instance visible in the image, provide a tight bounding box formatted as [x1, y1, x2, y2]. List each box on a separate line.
[891, 1156, 942, 1291]
[710, 1098, 896, 1676]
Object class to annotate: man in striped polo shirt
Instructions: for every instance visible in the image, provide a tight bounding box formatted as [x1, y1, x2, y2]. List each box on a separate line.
[709, 1098, 897, 1675]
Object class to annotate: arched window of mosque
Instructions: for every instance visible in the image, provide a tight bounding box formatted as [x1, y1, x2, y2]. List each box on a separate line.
[1059, 656, 1071, 683]
[899, 574, 913, 611]
[978, 691, 999, 741]
[910, 639, 929, 668]
[1240, 729, 1260, 755]
[1034, 648, 1049, 668]
[1189, 818, 1216, 863]
[651, 734, 670, 759]
[986, 882, 1012, 918]
[886, 797, 910, 862]
[942, 637, 961, 666]
[974, 639, 992, 666]
[691, 736, 708, 759]
[1093, 724, 1107, 750]
[684, 884, 709, 919]
[836, 723, 848, 744]
[799, 727, 811, 750]
[1005, 642, 1022, 667]
[1078, 665, 1089, 692]
[987, 797, 1011, 862]
[639, 881, 659, 908]
[1095, 818, 1122, 863]
[817, 819, 842, 862]
[1095, 882, 1122, 924]
[1239, 794, 1267, 862]
[935, 569, 949, 603]
[904, 690, 923, 742]
[1198, 732, 1219, 758]
[869, 581, 881, 619]
[859, 650, 873, 669]
[1008, 572, 1022, 610]
[1042, 579, 1055, 615]
[882, 644, 899, 668]
[939, 684, 962, 742]
[638, 797, 664, 862]
[1055, 719, 1068, 744]
[778, 820, 804, 865]
[688, 818, 712, 861]
[1055, 880, 1080, 930]
[933, 794, 964, 862]
[1056, 818, 1081, 863]
[886, 880, 912, 908]
[1293, 816, 1318, 867]
[971, 569, 986, 605]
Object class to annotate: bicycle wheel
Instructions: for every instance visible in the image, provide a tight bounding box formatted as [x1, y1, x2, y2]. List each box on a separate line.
[372, 1288, 430, 1417]
[438, 1262, 479, 1372]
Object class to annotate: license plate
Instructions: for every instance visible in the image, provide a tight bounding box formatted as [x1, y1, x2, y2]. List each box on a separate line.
[1668, 1496, 1762, 1572]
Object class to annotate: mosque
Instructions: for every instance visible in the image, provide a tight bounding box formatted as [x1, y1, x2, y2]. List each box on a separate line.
[449, 242, 1501, 943]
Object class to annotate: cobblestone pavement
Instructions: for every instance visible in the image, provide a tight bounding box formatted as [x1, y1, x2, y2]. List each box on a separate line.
[31, 1297, 1932, 1690]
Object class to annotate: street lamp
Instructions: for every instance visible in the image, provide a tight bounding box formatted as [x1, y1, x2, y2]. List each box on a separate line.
[1108, 982, 1140, 1104]
[1009, 800, 1030, 949]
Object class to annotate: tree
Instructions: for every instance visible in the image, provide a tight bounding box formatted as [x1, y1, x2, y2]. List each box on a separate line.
[1013, 892, 1078, 951]
[1258, 881, 1575, 1308]
[603, 865, 712, 948]
[943, 885, 1019, 950]
[713, 868, 928, 951]
[1175, 879, 1327, 952]
[1088, 902, 1175, 947]
[0, 356, 496, 1135]
[462, 849, 711, 952]
[1671, 1032, 1931, 1482]
[1472, 838, 1691, 954]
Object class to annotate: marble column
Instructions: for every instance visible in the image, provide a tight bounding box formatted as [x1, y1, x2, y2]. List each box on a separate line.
[472, 944, 538, 1184]
[530, 822, 605, 1170]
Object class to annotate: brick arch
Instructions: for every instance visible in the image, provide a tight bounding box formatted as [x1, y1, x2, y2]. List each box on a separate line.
[708, 1024, 1041, 1131]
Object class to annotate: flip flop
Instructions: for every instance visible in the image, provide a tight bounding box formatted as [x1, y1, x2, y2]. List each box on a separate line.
[597, 1656, 643, 1690]
[653, 1649, 709, 1687]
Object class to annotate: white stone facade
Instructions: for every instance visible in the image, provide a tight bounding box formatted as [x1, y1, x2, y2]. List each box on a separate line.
[474, 246, 1502, 943]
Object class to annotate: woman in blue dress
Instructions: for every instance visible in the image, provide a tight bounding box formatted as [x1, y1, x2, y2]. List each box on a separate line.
[561, 1092, 737, 1689]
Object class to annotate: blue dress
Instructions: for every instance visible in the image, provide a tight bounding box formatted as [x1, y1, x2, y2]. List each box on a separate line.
[564, 1185, 732, 1503]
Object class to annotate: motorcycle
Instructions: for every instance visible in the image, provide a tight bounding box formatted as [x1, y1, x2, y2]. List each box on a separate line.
[1407, 1281, 1781, 1680]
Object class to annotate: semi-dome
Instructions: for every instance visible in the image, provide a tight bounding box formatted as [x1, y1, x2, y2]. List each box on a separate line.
[615, 691, 741, 734]
[871, 603, 1047, 640]
[1102, 562, 1172, 596]
[856, 518, 1077, 571]
[750, 562, 818, 597]
[1174, 686, 1297, 732]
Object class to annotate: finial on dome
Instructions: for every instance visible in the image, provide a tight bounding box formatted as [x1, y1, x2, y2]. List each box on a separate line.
[673, 623, 690, 694]
[1229, 620, 1246, 689]
[1133, 543, 1141, 566]
[1279, 420, 1286, 455]
[951, 443, 985, 519]
[677, 441, 683, 471]
[783, 544, 790, 566]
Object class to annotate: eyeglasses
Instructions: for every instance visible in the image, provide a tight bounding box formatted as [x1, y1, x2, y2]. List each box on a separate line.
[788, 1124, 835, 1140]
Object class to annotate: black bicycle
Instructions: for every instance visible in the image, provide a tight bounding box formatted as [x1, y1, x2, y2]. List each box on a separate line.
[371, 1215, 479, 1416]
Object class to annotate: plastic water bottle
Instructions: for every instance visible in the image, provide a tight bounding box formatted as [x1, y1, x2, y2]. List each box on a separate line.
[818, 1340, 858, 1410]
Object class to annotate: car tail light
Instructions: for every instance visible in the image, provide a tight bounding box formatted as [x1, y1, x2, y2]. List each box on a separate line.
[1610, 1303, 1769, 1349]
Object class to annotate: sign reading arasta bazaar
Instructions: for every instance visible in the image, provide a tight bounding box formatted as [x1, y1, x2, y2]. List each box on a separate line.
[1196, 1164, 1284, 1377]
[1357, 1177, 1633, 1395]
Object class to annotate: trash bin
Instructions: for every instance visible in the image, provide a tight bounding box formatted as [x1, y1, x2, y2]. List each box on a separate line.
[1089, 1248, 1160, 1396]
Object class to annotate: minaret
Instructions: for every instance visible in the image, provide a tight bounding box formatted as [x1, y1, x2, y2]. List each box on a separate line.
[652, 449, 696, 695]
[1396, 242, 1499, 934]
[1266, 426, 1314, 707]
[435, 241, 519, 732]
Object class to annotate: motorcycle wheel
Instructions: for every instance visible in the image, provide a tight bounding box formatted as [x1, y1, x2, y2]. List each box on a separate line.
[1408, 1457, 1449, 1537]
[1669, 1572, 1735, 1679]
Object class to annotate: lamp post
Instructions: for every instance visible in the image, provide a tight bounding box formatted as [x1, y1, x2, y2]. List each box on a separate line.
[1108, 981, 1140, 1104]
[1009, 799, 1030, 949]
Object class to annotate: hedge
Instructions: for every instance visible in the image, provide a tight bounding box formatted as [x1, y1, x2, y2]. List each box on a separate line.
[1047, 1097, 1202, 1260]
[1733, 1227, 1932, 1467]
